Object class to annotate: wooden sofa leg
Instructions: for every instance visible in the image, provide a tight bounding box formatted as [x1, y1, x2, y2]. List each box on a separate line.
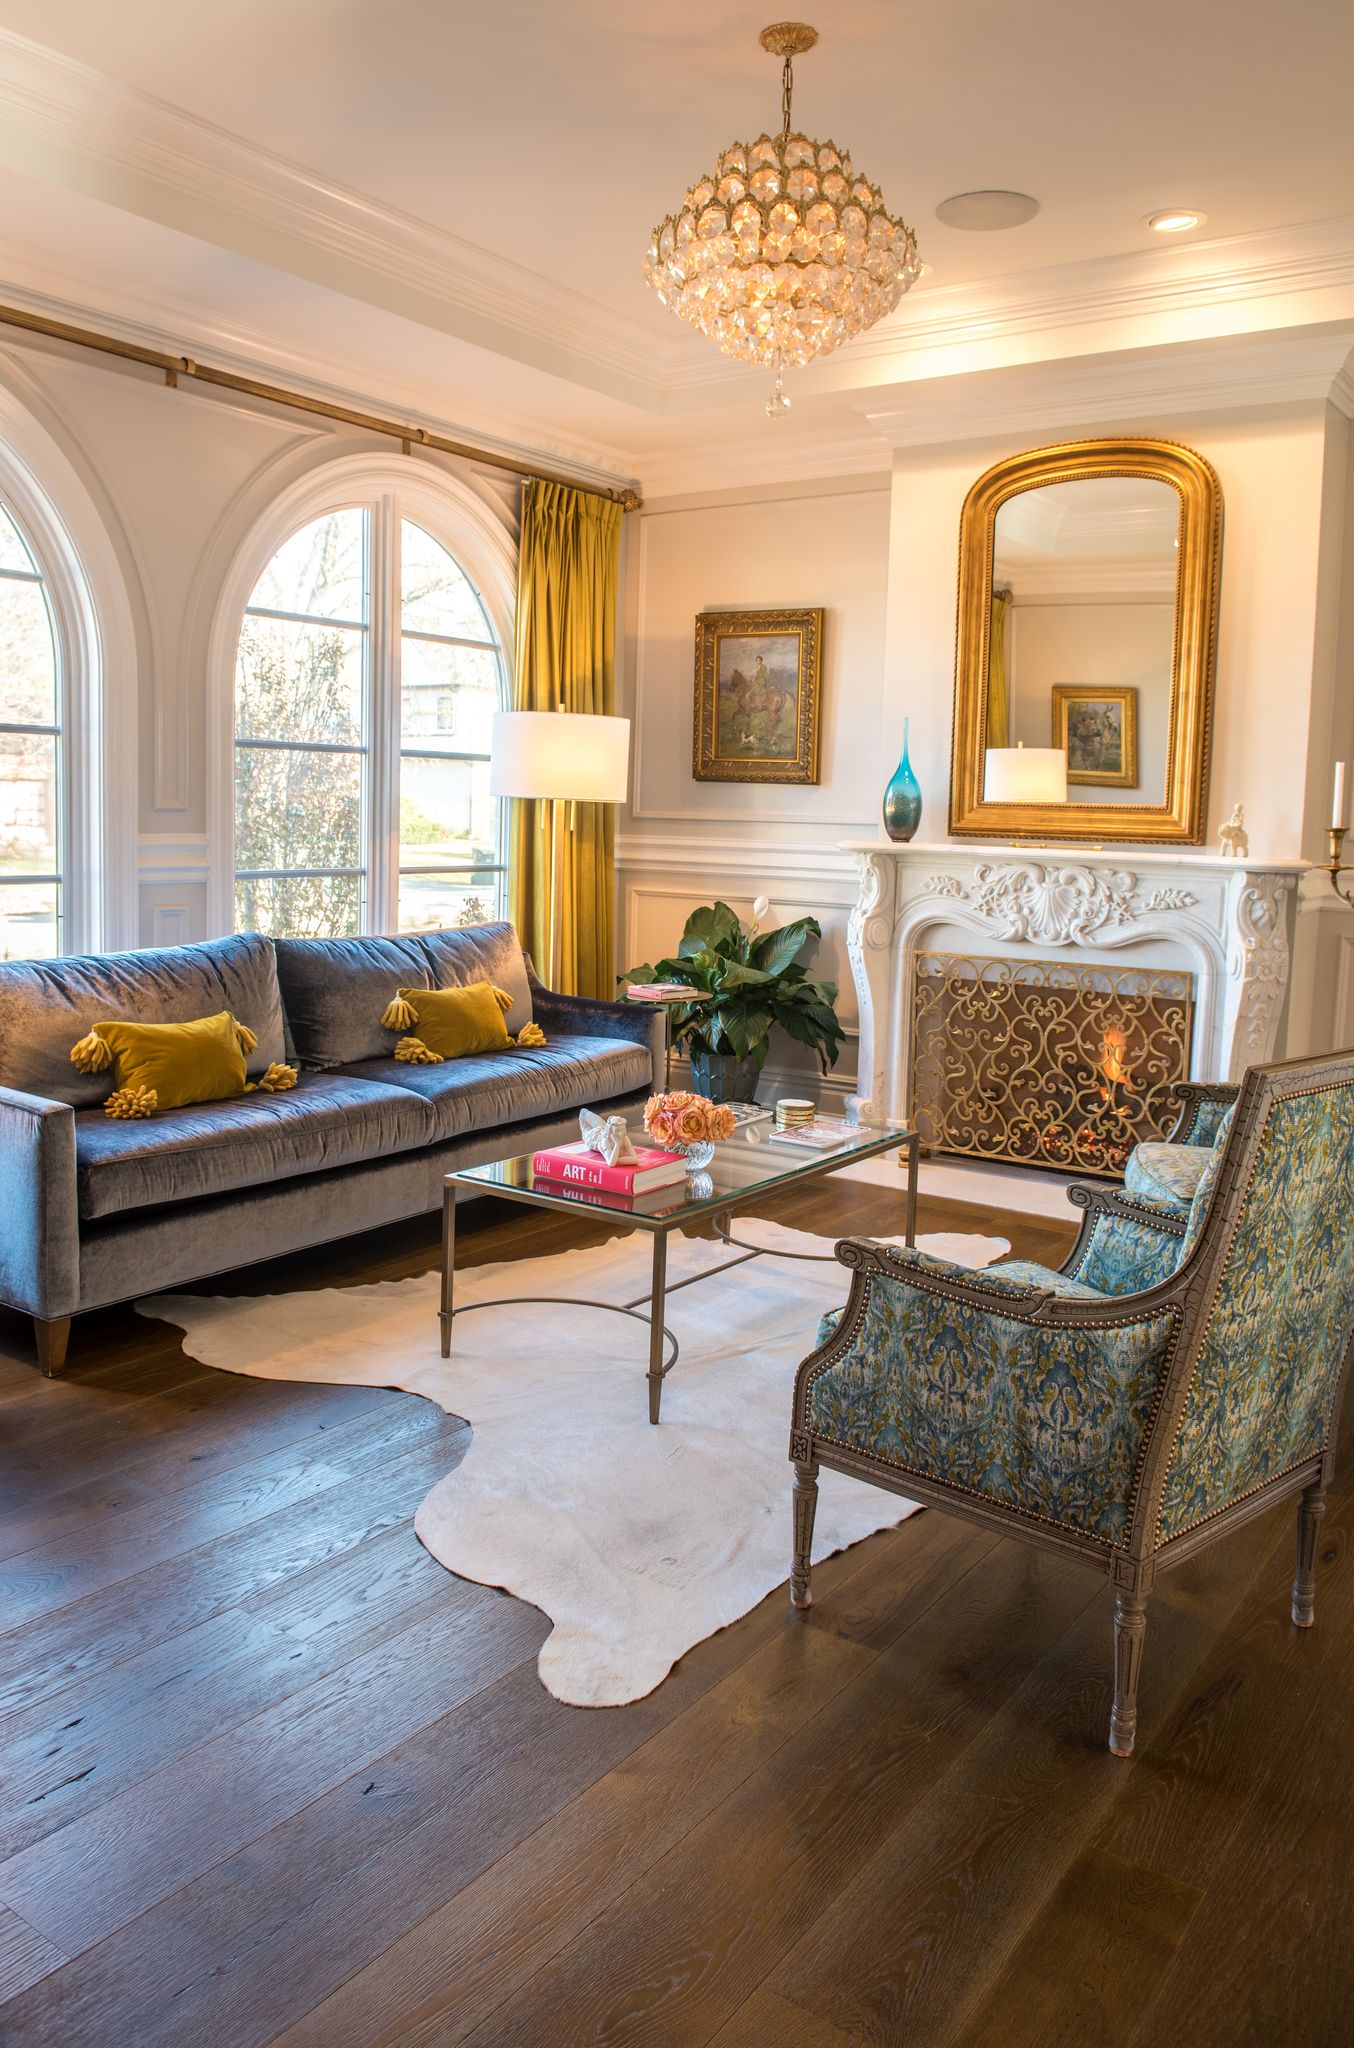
[34, 1316, 72, 1378]
[1292, 1482, 1326, 1629]
[1109, 1590, 1148, 1758]
[791, 1458, 819, 1610]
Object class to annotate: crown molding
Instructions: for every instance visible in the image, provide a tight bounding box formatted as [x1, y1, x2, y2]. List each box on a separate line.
[0, 26, 682, 411]
[5, 28, 1354, 427]
[0, 240, 643, 495]
[664, 214, 1354, 403]
[857, 328, 1354, 448]
[635, 422, 891, 499]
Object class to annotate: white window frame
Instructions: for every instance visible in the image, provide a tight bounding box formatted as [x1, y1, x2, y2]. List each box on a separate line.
[0, 378, 137, 955]
[208, 455, 516, 938]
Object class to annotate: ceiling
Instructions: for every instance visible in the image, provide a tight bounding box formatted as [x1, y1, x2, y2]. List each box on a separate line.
[0, 1, 1352, 485]
[3, 0, 1353, 321]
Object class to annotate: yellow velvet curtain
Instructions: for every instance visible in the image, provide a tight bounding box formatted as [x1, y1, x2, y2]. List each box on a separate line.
[509, 480, 622, 998]
[987, 589, 1012, 748]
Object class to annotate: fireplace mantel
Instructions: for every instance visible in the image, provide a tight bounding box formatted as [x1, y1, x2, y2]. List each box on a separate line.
[839, 839, 1308, 1124]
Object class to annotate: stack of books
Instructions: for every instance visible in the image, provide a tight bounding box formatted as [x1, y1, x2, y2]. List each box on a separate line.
[530, 1141, 688, 1194]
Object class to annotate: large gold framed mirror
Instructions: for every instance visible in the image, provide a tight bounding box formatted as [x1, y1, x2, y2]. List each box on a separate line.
[949, 438, 1222, 843]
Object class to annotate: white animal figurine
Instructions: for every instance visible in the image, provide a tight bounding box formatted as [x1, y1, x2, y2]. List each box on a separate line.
[1218, 803, 1249, 858]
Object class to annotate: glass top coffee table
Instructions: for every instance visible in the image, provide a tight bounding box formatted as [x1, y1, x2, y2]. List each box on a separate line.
[441, 1118, 917, 1422]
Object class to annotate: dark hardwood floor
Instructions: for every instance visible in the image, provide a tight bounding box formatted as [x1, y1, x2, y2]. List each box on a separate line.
[0, 1178, 1349, 2046]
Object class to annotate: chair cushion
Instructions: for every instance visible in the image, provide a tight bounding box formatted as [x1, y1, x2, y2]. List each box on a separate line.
[0, 933, 285, 1107]
[274, 935, 431, 1069]
[74, 1072, 434, 1221]
[339, 1032, 652, 1143]
[1124, 1140, 1213, 1211]
[418, 923, 533, 1036]
[989, 1258, 1109, 1300]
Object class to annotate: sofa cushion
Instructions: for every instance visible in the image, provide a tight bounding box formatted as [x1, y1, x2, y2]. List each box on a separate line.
[419, 923, 532, 1035]
[274, 934, 430, 1069]
[338, 1031, 651, 1143]
[74, 1071, 434, 1221]
[0, 934, 286, 1109]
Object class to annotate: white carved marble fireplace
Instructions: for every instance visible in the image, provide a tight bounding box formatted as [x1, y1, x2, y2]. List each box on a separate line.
[841, 841, 1306, 1143]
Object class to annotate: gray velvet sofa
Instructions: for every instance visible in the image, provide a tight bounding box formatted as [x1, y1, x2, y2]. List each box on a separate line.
[0, 922, 661, 1375]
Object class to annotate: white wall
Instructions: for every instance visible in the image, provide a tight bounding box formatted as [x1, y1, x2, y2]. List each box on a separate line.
[623, 400, 1354, 1098]
[618, 475, 891, 1099]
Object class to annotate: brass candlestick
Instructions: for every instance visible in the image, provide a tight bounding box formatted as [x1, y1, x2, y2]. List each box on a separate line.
[1330, 826, 1353, 907]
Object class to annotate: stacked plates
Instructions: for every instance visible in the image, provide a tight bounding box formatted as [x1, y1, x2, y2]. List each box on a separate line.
[774, 1097, 815, 1132]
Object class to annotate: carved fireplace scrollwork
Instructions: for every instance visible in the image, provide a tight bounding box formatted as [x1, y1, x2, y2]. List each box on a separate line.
[841, 844, 1303, 1136]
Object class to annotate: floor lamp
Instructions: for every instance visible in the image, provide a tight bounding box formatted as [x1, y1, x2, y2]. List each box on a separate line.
[490, 709, 632, 990]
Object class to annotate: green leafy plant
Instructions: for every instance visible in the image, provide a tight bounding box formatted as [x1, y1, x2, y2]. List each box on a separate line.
[621, 900, 845, 1074]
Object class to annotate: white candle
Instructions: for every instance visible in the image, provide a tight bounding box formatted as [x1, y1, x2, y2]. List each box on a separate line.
[1334, 761, 1347, 830]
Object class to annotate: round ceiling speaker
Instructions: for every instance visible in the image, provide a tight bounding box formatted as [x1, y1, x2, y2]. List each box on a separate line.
[934, 190, 1040, 231]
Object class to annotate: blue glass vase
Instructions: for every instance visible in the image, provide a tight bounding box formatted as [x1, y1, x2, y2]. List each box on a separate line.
[882, 717, 923, 841]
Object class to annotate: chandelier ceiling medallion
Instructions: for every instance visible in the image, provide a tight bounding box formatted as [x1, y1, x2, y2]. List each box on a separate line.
[643, 22, 920, 418]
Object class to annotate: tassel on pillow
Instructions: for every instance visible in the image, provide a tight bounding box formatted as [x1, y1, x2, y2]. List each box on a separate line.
[70, 1029, 113, 1074]
[233, 1019, 258, 1056]
[381, 994, 418, 1032]
[515, 1022, 547, 1048]
[249, 1063, 298, 1093]
[394, 1036, 444, 1065]
[105, 1084, 157, 1119]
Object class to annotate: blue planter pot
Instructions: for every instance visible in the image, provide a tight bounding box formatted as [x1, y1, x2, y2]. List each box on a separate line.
[882, 717, 923, 842]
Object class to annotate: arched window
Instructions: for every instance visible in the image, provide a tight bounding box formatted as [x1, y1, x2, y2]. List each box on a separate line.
[234, 503, 507, 937]
[0, 502, 62, 958]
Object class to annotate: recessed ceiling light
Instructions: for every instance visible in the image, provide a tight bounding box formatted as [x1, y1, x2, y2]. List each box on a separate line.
[1145, 209, 1206, 233]
[935, 190, 1039, 231]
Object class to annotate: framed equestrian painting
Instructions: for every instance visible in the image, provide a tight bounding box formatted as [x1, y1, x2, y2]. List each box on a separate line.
[692, 606, 824, 784]
[1051, 684, 1139, 789]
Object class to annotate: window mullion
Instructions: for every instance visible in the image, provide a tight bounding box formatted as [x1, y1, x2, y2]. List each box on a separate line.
[365, 496, 400, 935]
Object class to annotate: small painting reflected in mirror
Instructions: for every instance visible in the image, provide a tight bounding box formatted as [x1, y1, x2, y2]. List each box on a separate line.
[1052, 685, 1138, 789]
[693, 607, 823, 784]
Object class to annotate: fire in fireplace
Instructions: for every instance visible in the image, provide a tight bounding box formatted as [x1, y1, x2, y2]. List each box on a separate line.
[909, 951, 1195, 1177]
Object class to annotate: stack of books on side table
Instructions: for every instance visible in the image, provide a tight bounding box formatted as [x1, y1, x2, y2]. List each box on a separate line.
[531, 1141, 688, 1194]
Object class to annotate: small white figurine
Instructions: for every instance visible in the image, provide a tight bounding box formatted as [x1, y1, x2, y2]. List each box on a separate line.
[1218, 803, 1249, 858]
[578, 1107, 636, 1166]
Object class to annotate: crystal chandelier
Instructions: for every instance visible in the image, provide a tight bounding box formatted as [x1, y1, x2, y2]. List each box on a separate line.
[643, 22, 920, 418]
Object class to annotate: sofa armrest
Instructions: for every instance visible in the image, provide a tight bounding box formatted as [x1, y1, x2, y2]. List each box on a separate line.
[527, 973, 664, 1089]
[0, 1085, 80, 1318]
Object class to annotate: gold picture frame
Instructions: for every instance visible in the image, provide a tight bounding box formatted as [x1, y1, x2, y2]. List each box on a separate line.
[1052, 685, 1139, 789]
[693, 607, 823, 784]
[948, 438, 1222, 844]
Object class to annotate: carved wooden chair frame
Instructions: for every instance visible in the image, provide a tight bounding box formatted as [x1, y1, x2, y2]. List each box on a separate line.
[789, 1050, 1354, 1755]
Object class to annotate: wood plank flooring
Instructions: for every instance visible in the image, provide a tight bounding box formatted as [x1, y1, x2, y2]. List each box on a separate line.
[0, 1178, 1349, 2045]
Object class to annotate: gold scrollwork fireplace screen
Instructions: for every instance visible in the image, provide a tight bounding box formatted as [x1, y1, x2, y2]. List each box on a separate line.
[910, 952, 1195, 1178]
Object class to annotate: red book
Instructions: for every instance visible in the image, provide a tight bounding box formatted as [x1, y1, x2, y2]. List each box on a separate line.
[531, 1141, 688, 1193]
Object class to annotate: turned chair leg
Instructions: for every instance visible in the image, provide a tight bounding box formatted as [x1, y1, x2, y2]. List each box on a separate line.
[791, 1458, 819, 1610]
[34, 1316, 72, 1378]
[1109, 1589, 1149, 1758]
[1292, 1481, 1327, 1629]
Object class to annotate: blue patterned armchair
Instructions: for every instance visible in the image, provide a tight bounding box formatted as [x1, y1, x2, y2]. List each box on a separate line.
[789, 1052, 1354, 1755]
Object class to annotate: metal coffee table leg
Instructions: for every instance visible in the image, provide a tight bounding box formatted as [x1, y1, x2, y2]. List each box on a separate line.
[440, 1182, 456, 1358]
[647, 1232, 668, 1424]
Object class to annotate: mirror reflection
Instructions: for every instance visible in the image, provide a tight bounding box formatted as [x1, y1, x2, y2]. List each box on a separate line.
[988, 476, 1180, 806]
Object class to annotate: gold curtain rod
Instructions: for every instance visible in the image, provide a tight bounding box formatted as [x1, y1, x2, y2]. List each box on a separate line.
[0, 301, 642, 512]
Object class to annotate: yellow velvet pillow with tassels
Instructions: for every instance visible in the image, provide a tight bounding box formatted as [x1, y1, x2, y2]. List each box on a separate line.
[379, 981, 544, 1064]
[69, 1011, 297, 1118]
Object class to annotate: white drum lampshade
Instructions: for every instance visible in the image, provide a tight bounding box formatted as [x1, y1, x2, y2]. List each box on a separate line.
[490, 711, 631, 805]
[984, 743, 1068, 805]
